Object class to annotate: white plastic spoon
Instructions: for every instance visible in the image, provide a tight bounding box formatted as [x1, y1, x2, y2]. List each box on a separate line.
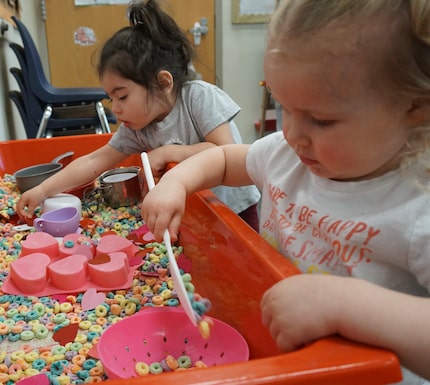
[140, 152, 198, 326]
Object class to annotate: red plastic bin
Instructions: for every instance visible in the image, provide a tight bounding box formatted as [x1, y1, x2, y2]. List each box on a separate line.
[0, 135, 402, 385]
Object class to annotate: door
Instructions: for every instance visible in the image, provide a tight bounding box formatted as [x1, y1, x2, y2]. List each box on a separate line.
[43, 0, 215, 88]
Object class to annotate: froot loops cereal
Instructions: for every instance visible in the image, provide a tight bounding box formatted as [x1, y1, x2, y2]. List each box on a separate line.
[135, 355, 206, 376]
[0, 174, 213, 384]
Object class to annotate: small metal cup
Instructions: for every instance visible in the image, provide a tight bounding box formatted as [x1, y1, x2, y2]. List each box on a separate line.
[98, 166, 143, 209]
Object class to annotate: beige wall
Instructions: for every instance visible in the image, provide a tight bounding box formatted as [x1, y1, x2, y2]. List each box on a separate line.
[0, 0, 269, 143]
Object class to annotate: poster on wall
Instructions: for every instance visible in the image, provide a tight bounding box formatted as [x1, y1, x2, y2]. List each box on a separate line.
[232, 0, 277, 24]
[74, 0, 129, 5]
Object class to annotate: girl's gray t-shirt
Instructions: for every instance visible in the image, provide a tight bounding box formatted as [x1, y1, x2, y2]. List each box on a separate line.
[109, 80, 261, 214]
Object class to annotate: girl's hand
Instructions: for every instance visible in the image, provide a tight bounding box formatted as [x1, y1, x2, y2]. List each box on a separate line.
[141, 178, 187, 243]
[260, 274, 341, 351]
[147, 147, 171, 183]
[16, 186, 47, 219]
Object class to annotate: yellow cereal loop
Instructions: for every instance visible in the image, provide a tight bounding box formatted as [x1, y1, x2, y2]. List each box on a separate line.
[135, 362, 149, 376]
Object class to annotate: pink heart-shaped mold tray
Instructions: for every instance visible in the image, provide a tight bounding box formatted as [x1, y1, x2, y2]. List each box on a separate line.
[2, 232, 141, 296]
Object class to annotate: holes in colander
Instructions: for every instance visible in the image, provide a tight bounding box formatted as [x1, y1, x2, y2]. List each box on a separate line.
[183, 337, 189, 344]
[219, 351, 225, 358]
[125, 346, 130, 352]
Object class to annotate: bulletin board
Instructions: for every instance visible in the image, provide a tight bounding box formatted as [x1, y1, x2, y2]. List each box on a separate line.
[231, 0, 277, 24]
[0, 0, 20, 24]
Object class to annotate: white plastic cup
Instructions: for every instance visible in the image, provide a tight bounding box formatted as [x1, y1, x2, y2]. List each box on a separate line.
[42, 193, 82, 217]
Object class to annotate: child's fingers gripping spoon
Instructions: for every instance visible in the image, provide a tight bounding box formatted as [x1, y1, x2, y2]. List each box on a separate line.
[141, 152, 199, 327]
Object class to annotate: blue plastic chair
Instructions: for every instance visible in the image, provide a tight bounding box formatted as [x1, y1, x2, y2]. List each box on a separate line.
[8, 90, 34, 137]
[9, 67, 113, 138]
[10, 16, 115, 137]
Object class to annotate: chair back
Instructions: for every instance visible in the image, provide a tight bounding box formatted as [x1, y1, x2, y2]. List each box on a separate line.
[11, 16, 55, 100]
[8, 90, 36, 138]
[11, 16, 108, 104]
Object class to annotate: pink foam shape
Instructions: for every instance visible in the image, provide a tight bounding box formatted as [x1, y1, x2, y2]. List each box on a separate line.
[58, 233, 94, 258]
[96, 234, 139, 260]
[16, 373, 50, 385]
[88, 252, 129, 287]
[48, 254, 88, 291]
[81, 288, 106, 311]
[20, 232, 59, 259]
[9, 253, 51, 293]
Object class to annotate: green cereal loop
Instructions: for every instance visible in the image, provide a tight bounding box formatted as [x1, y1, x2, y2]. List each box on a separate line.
[149, 362, 163, 374]
[182, 273, 192, 282]
[53, 313, 67, 324]
[34, 325, 49, 339]
[33, 303, 45, 316]
[4, 318, 15, 327]
[184, 282, 195, 293]
[52, 345, 66, 355]
[69, 342, 82, 351]
[177, 355, 192, 368]
[87, 313, 97, 322]
[6, 308, 18, 318]
[20, 330, 34, 341]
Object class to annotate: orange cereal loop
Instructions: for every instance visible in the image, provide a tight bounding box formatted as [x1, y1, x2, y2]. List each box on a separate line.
[132, 286, 143, 295]
[0, 324, 9, 335]
[152, 295, 164, 306]
[72, 354, 86, 366]
[70, 364, 81, 374]
[194, 360, 208, 368]
[96, 317, 107, 326]
[110, 304, 121, 315]
[165, 354, 178, 370]
[145, 277, 157, 286]
[11, 324, 23, 333]
[89, 366, 104, 376]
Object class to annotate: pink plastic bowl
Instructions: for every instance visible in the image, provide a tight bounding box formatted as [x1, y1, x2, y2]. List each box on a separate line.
[97, 307, 249, 379]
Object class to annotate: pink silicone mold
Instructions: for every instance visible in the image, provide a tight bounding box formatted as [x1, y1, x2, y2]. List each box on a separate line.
[9, 253, 52, 294]
[88, 251, 129, 287]
[48, 254, 88, 291]
[3, 232, 141, 296]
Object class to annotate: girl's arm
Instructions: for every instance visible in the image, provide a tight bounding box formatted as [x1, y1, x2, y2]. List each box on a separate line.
[17, 144, 127, 218]
[147, 122, 234, 179]
[142, 143, 252, 241]
[261, 274, 430, 380]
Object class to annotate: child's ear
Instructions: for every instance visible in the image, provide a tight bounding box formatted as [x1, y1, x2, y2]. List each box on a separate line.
[406, 98, 430, 126]
[157, 70, 174, 91]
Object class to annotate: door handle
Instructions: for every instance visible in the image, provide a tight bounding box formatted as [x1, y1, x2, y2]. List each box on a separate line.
[189, 17, 208, 46]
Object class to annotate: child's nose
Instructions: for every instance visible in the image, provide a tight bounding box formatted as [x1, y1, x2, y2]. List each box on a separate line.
[111, 101, 121, 115]
[284, 119, 309, 147]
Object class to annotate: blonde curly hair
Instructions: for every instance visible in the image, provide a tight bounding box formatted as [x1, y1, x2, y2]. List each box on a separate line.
[268, 0, 430, 185]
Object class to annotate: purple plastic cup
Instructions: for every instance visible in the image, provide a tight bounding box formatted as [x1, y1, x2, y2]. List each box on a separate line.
[33, 206, 80, 237]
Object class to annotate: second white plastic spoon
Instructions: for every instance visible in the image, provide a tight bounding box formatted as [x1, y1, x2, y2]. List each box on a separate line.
[140, 152, 198, 326]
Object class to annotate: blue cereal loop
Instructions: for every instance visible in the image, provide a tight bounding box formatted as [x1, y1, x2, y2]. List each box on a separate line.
[64, 240, 75, 248]
[32, 358, 46, 370]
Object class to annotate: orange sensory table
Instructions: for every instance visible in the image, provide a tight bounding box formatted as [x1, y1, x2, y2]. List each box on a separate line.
[0, 134, 402, 385]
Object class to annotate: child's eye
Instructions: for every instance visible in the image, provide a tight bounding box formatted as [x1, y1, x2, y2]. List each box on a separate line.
[310, 117, 335, 127]
[119, 95, 127, 101]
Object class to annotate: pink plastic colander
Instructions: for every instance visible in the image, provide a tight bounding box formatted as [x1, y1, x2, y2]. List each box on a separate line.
[97, 307, 250, 379]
